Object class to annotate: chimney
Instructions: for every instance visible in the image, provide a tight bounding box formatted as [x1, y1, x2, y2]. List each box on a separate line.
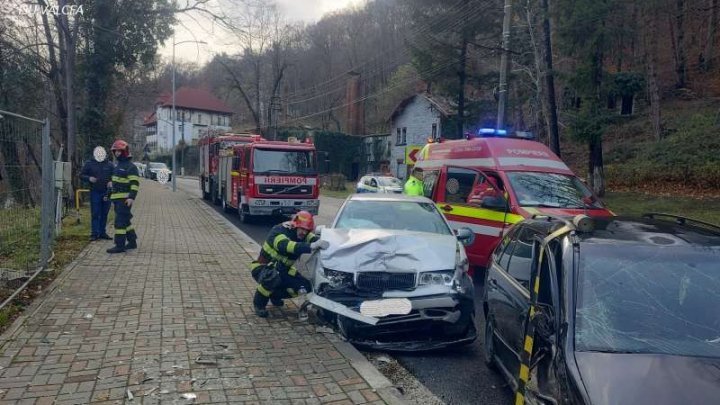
[345, 72, 364, 135]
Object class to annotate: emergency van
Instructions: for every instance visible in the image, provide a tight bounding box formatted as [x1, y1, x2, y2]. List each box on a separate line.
[415, 131, 613, 274]
[216, 137, 319, 223]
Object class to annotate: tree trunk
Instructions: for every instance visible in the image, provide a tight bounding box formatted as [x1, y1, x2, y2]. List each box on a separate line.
[645, 4, 663, 140]
[457, 36, 467, 139]
[457, 0, 469, 139]
[540, 0, 561, 157]
[703, 0, 719, 71]
[675, 0, 687, 88]
[589, 135, 605, 196]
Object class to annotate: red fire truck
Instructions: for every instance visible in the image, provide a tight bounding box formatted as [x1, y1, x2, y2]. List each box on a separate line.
[216, 137, 320, 223]
[198, 133, 261, 203]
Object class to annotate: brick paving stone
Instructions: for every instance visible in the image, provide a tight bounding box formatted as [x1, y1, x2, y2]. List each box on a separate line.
[0, 180, 394, 404]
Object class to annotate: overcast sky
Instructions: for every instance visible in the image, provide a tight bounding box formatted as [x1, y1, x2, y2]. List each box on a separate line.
[158, 0, 366, 65]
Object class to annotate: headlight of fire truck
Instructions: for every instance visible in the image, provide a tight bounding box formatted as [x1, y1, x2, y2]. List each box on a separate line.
[306, 200, 320, 206]
[254, 199, 266, 206]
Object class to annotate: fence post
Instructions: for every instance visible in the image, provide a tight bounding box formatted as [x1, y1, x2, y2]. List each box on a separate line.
[40, 118, 53, 268]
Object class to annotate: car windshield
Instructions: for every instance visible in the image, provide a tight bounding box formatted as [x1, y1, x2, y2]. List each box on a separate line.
[506, 172, 604, 209]
[335, 200, 452, 235]
[149, 163, 167, 169]
[378, 177, 401, 187]
[575, 244, 720, 357]
[253, 149, 316, 174]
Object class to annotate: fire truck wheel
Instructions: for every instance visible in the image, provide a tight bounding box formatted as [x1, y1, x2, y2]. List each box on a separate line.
[239, 205, 254, 224]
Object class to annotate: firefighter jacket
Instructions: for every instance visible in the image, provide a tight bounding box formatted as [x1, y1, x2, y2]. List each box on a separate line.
[403, 175, 424, 196]
[80, 158, 114, 192]
[109, 157, 140, 201]
[258, 223, 319, 271]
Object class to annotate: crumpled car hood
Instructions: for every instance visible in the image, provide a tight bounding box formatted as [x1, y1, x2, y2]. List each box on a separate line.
[319, 228, 457, 272]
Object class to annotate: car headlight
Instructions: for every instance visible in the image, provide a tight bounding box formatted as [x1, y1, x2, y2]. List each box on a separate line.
[307, 200, 319, 206]
[323, 268, 354, 288]
[418, 270, 454, 286]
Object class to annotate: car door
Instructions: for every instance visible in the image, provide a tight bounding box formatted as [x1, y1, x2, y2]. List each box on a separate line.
[486, 225, 537, 375]
[435, 166, 512, 268]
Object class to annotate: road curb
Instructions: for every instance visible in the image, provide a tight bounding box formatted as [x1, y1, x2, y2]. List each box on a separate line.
[176, 183, 409, 404]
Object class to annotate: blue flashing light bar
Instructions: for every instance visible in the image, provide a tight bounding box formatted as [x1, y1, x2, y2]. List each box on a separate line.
[477, 128, 508, 137]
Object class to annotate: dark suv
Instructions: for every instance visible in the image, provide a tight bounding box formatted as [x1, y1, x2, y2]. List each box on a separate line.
[482, 213, 720, 405]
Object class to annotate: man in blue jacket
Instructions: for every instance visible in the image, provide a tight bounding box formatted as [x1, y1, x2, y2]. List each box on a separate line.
[80, 146, 114, 241]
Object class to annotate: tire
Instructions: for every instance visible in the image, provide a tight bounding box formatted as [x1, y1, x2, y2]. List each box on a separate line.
[239, 204, 254, 224]
[483, 316, 498, 371]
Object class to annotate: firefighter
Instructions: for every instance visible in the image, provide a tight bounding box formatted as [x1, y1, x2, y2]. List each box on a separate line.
[106, 139, 140, 254]
[251, 211, 329, 318]
[80, 146, 114, 241]
[403, 166, 424, 196]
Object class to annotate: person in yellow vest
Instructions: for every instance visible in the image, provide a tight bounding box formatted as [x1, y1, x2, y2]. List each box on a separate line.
[403, 167, 424, 196]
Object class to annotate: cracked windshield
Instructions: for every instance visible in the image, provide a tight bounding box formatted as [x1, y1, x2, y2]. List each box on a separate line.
[2, 0, 719, 404]
[577, 245, 720, 357]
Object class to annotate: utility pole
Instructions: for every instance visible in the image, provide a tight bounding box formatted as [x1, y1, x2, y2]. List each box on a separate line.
[171, 36, 177, 192]
[497, 0, 513, 129]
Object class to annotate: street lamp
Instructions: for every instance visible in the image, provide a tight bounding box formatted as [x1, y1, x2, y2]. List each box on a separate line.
[171, 37, 207, 192]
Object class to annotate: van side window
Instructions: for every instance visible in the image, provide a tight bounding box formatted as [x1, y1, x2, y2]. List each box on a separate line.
[422, 170, 440, 198]
[232, 157, 240, 170]
[444, 167, 478, 204]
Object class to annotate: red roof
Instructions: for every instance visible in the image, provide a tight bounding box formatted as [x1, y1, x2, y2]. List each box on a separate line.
[156, 87, 233, 114]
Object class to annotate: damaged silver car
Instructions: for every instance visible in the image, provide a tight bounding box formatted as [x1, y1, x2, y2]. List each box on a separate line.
[304, 194, 477, 351]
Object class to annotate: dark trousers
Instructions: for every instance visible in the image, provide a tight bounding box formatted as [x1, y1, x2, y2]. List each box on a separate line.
[113, 200, 136, 247]
[90, 190, 111, 237]
[251, 263, 312, 308]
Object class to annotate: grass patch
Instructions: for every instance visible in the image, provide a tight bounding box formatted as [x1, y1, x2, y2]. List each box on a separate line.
[0, 207, 41, 271]
[320, 182, 356, 199]
[0, 204, 94, 333]
[603, 192, 720, 225]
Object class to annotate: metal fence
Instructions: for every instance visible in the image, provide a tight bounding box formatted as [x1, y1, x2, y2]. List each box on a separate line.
[0, 109, 55, 285]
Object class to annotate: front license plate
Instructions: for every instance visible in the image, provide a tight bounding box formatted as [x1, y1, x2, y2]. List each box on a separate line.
[359, 298, 412, 317]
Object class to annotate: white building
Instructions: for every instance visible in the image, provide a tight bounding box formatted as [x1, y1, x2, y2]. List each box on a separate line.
[387, 93, 454, 179]
[143, 87, 233, 153]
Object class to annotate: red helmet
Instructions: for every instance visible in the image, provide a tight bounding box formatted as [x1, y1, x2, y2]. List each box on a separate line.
[291, 211, 315, 231]
[111, 139, 130, 158]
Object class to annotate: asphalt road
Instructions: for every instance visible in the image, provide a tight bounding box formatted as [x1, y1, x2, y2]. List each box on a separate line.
[172, 176, 512, 405]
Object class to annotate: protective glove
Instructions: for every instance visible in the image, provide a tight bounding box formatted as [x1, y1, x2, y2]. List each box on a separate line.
[310, 240, 329, 251]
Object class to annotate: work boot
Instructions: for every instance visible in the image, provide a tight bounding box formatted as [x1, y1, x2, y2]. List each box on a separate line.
[90, 235, 99, 241]
[126, 231, 138, 250]
[107, 235, 126, 254]
[99, 234, 112, 240]
[271, 297, 284, 307]
[253, 291, 270, 318]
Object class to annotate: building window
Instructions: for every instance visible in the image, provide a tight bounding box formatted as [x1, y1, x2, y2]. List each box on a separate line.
[432, 123, 437, 140]
[198, 113, 202, 125]
[396, 128, 401, 145]
[402, 127, 407, 145]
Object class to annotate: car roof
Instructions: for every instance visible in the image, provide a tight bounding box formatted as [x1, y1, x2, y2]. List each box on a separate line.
[347, 193, 431, 203]
[524, 215, 720, 247]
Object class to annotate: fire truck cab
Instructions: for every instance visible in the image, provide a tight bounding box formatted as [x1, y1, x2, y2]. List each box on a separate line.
[217, 137, 320, 223]
[199, 133, 259, 203]
[415, 130, 613, 274]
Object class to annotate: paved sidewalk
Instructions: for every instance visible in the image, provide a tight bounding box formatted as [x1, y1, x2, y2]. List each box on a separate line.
[0, 180, 404, 405]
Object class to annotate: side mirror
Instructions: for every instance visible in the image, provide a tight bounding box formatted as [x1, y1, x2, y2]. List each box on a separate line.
[455, 227, 474, 246]
[315, 225, 326, 236]
[481, 195, 508, 211]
